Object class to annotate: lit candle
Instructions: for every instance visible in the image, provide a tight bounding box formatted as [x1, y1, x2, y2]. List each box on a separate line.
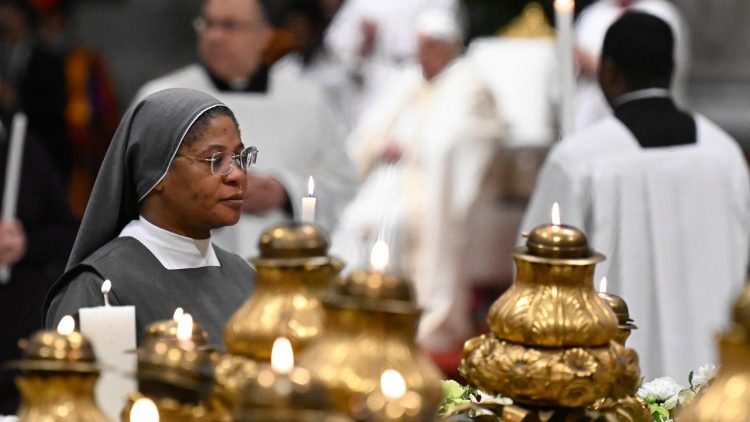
[365, 369, 422, 421]
[599, 276, 607, 293]
[0, 112, 28, 284]
[301, 176, 316, 223]
[58, 314, 76, 335]
[370, 240, 389, 272]
[129, 397, 159, 422]
[79, 279, 136, 422]
[172, 307, 184, 322]
[551, 202, 561, 225]
[554, 0, 576, 137]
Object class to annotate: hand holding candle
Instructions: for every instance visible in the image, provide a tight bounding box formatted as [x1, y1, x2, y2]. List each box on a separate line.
[301, 176, 317, 223]
[0, 112, 28, 283]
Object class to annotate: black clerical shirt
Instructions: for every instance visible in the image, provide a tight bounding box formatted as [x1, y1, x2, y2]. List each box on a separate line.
[613, 96, 696, 148]
[205, 64, 269, 93]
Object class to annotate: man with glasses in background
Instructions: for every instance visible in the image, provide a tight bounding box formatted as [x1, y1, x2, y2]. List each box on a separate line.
[135, 0, 357, 259]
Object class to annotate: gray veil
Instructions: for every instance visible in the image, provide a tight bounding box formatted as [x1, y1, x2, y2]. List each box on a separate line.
[65, 88, 225, 269]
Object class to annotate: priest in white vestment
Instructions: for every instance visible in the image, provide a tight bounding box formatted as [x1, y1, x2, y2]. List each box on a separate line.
[521, 12, 750, 380]
[135, 0, 357, 259]
[331, 9, 504, 353]
[575, 0, 689, 130]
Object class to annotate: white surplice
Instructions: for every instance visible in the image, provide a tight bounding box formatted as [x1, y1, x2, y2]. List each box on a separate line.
[135, 64, 358, 259]
[331, 59, 504, 352]
[520, 115, 750, 379]
[575, 0, 689, 129]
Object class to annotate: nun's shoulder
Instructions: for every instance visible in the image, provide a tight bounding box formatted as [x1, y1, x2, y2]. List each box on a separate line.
[212, 244, 254, 275]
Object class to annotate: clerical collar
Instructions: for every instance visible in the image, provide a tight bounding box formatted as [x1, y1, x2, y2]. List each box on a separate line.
[611, 88, 671, 108]
[119, 217, 221, 269]
[204, 64, 269, 93]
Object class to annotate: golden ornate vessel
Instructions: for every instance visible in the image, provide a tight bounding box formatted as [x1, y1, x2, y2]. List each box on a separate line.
[223, 221, 343, 360]
[122, 314, 215, 421]
[11, 317, 110, 421]
[460, 221, 641, 410]
[297, 257, 443, 421]
[679, 284, 750, 421]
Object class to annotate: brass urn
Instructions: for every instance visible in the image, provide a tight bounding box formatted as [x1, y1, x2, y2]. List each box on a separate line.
[297, 262, 443, 421]
[223, 221, 343, 360]
[122, 314, 215, 422]
[460, 222, 641, 409]
[679, 284, 750, 421]
[10, 317, 110, 421]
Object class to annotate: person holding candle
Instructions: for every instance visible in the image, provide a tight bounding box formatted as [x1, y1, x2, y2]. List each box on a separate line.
[0, 121, 77, 414]
[521, 12, 750, 380]
[43, 88, 256, 346]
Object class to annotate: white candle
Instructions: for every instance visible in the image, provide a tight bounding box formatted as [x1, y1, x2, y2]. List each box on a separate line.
[0, 113, 27, 284]
[551, 202, 561, 225]
[79, 279, 136, 422]
[370, 240, 389, 272]
[300, 176, 316, 223]
[555, 0, 576, 137]
[130, 397, 159, 422]
[599, 276, 608, 293]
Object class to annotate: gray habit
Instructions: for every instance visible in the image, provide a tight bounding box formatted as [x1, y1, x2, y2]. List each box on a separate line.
[42, 88, 255, 345]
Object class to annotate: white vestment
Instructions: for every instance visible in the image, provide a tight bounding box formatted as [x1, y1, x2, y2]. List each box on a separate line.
[135, 64, 358, 259]
[521, 115, 750, 379]
[575, 0, 689, 129]
[331, 59, 504, 352]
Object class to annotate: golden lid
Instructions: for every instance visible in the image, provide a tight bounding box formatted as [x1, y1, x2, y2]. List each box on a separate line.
[138, 337, 213, 396]
[144, 319, 209, 345]
[256, 222, 329, 260]
[598, 292, 638, 329]
[11, 330, 99, 373]
[325, 270, 420, 314]
[526, 223, 591, 259]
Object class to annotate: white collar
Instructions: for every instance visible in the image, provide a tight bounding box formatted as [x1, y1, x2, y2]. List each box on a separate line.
[612, 88, 671, 108]
[118, 217, 221, 270]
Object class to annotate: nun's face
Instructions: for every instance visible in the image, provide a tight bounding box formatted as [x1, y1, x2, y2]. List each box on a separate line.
[156, 115, 246, 238]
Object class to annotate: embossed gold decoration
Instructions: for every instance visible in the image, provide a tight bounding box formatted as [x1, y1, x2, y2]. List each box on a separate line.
[499, 2, 555, 38]
[678, 284, 750, 421]
[597, 291, 638, 345]
[11, 324, 109, 421]
[460, 221, 642, 412]
[298, 268, 443, 421]
[223, 222, 343, 361]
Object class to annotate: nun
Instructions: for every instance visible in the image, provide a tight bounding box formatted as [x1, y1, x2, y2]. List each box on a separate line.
[43, 88, 257, 345]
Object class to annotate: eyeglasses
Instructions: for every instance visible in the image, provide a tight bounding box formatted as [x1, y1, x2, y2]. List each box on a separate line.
[193, 16, 261, 34]
[176, 146, 258, 176]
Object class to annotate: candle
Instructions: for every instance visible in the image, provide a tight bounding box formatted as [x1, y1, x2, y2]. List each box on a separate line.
[599, 276, 607, 293]
[551, 202, 561, 225]
[0, 113, 27, 284]
[129, 397, 159, 422]
[301, 176, 316, 223]
[370, 240, 389, 272]
[364, 369, 423, 421]
[79, 279, 136, 422]
[554, 0, 576, 137]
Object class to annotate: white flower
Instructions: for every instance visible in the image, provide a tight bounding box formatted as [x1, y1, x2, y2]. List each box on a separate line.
[691, 364, 716, 389]
[663, 388, 695, 410]
[637, 377, 683, 401]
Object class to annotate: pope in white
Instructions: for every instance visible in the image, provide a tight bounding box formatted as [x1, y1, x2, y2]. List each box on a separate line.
[135, 0, 357, 259]
[332, 9, 504, 353]
[521, 12, 750, 380]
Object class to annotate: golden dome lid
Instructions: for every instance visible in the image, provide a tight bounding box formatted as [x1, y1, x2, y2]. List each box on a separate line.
[144, 316, 209, 345]
[256, 222, 329, 260]
[325, 270, 420, 314]
[10, 323, 99, 374]
[598, 292, 638, 329]
[525, 223, 591, 259]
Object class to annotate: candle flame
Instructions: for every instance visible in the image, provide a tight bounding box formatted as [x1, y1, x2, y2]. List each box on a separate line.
[599, 277, 607, 293]
[101, 279, 112, 295]
[551, 202, 561, 226]
[271, 337, 294, 375]
[370, 240, 389, 272]
[130, 397, 159, 422]
[554, 0, 574, 12]
[176, 313, 193, 341]
[57, 315, 75, 335]
[380, 369, 407, 400]
[307, 176, 315, 196]
[173, 307, 184, 322]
